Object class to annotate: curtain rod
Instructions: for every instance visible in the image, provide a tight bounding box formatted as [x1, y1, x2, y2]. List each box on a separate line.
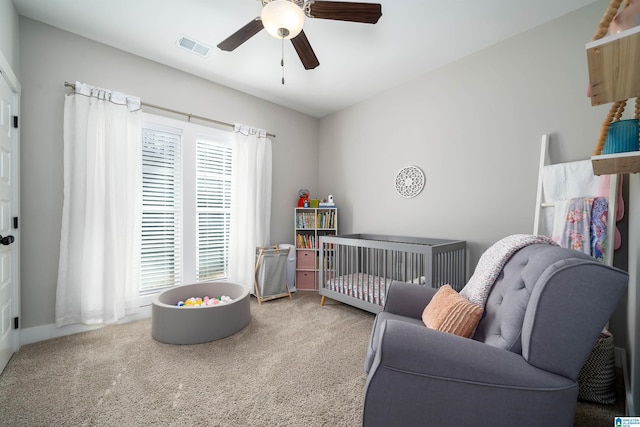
[63, 82, 276, 138]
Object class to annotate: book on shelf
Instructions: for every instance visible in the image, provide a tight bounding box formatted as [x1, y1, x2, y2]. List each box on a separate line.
[316, 210, 337, 229]
[296, 211, 317, 229]
[296, 233, 317, 249]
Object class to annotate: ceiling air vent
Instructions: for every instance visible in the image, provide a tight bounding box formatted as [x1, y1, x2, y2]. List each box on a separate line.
[176, 35, 211, 57]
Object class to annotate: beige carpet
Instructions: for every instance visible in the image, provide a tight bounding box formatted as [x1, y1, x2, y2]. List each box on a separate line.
[0, 291, 625, 426]
[0, 292, 373, 426]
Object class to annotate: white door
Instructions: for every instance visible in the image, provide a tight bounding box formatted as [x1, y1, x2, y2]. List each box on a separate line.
[0, 73, 17, 373]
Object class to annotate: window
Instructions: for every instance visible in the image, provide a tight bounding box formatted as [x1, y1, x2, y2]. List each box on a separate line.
[196, 139, 232, 281]
[140, 114, 233, 294]
[141, 124, 182, 292]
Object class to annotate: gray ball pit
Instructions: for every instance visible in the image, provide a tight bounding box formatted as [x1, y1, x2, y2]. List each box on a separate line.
[152, 282, 250, 345]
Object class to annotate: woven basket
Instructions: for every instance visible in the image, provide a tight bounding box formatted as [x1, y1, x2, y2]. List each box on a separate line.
[595, 100, 640, 155]
[578, 330, 617, 404]
[602, 117, 639, 154]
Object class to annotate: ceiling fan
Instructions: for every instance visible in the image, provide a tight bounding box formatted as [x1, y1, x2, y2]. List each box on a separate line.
[217, 0, 383, 70]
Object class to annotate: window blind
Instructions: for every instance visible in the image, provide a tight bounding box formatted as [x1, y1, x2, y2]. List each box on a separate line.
[141, 126, 182, 292]
[196, 139, 232, 281]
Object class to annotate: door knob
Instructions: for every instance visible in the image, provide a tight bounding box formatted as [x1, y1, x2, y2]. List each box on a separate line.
[0, 235, 14, 245]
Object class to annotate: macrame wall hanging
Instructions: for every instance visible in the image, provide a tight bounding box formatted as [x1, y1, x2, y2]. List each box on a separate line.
[394, 166, 425, 198]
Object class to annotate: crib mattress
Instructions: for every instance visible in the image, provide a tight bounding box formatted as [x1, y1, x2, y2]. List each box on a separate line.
[325, 273, 428, 306]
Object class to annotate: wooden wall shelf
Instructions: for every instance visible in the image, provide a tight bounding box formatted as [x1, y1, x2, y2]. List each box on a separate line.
[587, 25, 640, 106]
[591, 151, 640, 175]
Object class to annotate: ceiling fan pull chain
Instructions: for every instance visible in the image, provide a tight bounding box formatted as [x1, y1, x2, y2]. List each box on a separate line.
[281, 36, 285, 85]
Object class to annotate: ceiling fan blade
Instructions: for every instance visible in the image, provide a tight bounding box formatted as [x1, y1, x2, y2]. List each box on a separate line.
[305, 1, 382, 24]
[291, 30, 320, 70]
[217, 18, 264, 51]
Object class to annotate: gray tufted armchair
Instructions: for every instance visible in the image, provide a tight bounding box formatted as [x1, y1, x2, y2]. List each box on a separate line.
[363, 244, 627, 427]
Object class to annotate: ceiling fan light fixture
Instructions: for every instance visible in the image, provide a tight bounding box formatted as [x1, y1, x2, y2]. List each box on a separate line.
[261, 0, 305, 40]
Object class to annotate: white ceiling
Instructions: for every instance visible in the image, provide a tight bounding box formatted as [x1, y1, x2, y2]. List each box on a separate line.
[12, 0, 598, 118]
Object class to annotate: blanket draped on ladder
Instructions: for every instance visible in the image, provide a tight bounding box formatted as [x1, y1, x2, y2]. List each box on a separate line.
[551, 197, 609, 263]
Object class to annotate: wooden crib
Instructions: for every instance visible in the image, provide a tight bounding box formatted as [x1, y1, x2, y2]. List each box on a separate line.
[318, 234, 466, 314]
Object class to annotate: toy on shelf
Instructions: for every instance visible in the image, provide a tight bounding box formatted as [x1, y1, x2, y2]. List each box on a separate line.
[297, 189, 309, 207]
[319, 194, 335, 207]
[298, 190, 336, 208]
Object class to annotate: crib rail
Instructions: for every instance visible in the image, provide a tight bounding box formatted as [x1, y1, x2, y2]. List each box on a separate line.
[319, 234, 466, 313]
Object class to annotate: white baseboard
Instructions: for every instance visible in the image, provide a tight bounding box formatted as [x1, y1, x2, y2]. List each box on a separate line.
[20, 305, 152, 346]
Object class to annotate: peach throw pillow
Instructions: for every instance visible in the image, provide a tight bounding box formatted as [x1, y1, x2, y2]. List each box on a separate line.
[422, 285, 484, 338]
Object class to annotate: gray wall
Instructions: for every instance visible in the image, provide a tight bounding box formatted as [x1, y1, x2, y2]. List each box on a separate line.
[18, 17, 319, 329]
[319, 1, 614, 269]
[0, 0, 20, 74]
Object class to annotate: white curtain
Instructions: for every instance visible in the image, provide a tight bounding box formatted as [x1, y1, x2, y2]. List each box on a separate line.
[56, 81, 142, 327]
[228, 124, 272, 292]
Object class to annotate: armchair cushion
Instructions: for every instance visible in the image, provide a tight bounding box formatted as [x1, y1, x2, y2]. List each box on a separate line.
[472, 244, 596, 354]
[421, 285, 483, 337]
[383, 281, 438, 318]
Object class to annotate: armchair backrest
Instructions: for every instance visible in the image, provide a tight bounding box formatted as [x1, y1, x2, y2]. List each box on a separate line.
[471, 244, 627, 379]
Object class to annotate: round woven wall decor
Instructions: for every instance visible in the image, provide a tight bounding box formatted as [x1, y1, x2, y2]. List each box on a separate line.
[394, 166, 425, 198]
